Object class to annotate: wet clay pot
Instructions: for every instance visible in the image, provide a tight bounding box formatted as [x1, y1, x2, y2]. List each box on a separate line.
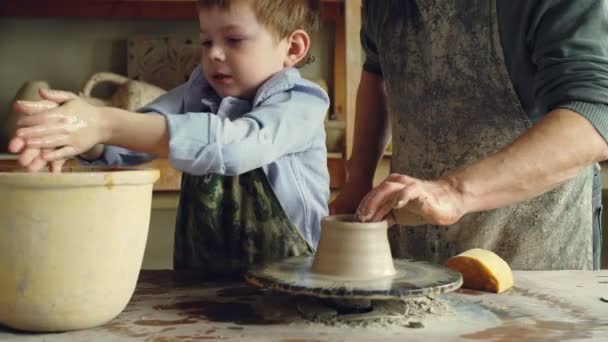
[0, 167, 159, 332]
[311, 215, 396, 280]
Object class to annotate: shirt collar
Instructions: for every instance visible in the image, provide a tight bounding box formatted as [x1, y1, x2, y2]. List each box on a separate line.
[185, 66, 300, 112]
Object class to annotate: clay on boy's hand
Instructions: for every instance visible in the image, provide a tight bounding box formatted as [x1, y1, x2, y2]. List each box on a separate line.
[8, 92, 71, 173]
[13, 90, 103, 161]
[9, 137, 65, 173]
[9, 131, 66, 173]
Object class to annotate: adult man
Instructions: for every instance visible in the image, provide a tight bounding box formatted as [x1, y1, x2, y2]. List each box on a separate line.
[331, 0, 608, 270]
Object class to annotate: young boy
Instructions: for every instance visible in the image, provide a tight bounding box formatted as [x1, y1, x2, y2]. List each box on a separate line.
[10, 0, 329, 277]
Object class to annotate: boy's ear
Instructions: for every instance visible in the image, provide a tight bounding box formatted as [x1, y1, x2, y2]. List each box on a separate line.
[284, 29, 311, 67]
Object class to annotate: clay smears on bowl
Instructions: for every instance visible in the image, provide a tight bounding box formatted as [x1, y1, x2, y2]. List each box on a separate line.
[0, 167, 159, 332]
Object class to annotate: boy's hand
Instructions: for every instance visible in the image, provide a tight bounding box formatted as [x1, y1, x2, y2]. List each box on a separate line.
[13, 89, 107, 162]
[8, 90, 74, 172]
[8, 136, 65, 173]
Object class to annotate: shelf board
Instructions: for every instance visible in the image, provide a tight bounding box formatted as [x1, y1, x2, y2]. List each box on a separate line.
[0, 0, 343, 21]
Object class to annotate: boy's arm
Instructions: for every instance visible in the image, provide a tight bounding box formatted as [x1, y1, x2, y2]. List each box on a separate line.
[79, 83, 189, 166]
[84, 77, 328, 175]
[18, 77, 328, 175]
[102, 109, 169, 157]
[150, 80, 330, 176]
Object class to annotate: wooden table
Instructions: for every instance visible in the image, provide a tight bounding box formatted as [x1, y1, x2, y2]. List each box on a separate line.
[1, 270, 607, 341]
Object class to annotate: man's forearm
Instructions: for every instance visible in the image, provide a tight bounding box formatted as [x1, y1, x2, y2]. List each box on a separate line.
[348, 71, 391, 184]
[445, 108, 608, 214]
[102, 107, 169, 158]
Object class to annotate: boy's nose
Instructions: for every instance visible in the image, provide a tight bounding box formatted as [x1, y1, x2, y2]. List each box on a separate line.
[209, 46, 226, 61]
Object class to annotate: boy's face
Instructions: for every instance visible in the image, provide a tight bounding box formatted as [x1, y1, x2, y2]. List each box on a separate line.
[198, 3, 291, 99]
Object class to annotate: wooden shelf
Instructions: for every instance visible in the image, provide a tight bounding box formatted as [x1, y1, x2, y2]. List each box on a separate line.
[0, 0, 344, 21]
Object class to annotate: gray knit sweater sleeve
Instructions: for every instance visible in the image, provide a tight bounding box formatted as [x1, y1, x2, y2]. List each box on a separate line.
[360, 0, 383, 76]
[525, 0, 608, 142]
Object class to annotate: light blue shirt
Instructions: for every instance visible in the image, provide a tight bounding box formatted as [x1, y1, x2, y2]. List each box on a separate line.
[87, 67, 330, 247]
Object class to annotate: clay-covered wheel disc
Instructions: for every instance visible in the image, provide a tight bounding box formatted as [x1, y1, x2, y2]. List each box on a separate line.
[245, 256, 463, 300]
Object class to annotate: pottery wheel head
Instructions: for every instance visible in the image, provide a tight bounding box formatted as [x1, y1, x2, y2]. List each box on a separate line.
[245, 256, 462, 300]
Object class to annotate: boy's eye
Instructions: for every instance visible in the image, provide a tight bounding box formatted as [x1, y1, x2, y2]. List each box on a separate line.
[201, 40, 212, 48]
[227, 37, 244, 45]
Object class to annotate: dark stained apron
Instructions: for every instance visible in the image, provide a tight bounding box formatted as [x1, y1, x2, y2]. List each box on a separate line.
[173, 168, 313, 277]
[375, 1, 593, 269]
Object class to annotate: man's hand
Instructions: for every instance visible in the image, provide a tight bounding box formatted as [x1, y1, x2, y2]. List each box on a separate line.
[356, 173, 466, 226]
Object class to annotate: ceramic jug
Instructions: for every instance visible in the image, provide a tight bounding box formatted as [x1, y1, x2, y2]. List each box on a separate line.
[81, 72, 166, 111]
[1, 80, 50, 151]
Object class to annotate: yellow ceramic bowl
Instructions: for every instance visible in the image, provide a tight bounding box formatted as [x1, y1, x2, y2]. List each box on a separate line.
[0, 167, 159, 332]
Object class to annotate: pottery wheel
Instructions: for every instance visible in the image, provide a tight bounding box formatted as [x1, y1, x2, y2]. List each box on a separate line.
[245, 256, 463, 302]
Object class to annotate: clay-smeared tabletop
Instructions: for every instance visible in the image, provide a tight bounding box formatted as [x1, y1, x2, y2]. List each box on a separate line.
[1, 270, 607, 341]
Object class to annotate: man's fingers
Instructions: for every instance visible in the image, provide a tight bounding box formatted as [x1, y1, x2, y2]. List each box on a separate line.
[391, 183, 421, 209]
[356, 181, 406, 222]
[367, 184, 419, 222]
[39, 88, 78, 103]
[386, 173, 416, 184]
[356, 173, 416, 221]
[367, 199, 394, 222]
[389, 184, 432, 226]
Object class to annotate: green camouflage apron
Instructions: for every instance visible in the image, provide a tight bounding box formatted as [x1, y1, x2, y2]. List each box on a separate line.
[374, 1, 593, 269]
[173, 168, 313, 277]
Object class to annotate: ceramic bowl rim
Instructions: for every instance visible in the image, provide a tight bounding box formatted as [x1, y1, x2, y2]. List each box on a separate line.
[0, 166, 160, 187]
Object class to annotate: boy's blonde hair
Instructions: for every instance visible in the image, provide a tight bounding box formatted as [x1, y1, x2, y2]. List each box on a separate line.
[197, 0, 321, 39]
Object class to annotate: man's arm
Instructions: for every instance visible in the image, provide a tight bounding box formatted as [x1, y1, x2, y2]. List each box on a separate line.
[446, 108, 608, 215]
[457, 0, 608, 211]
[348, 71, 390, 187]
[330, 70, 390, 214]
[358, 0, 608, 223]
[359, 108, 608, 225]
